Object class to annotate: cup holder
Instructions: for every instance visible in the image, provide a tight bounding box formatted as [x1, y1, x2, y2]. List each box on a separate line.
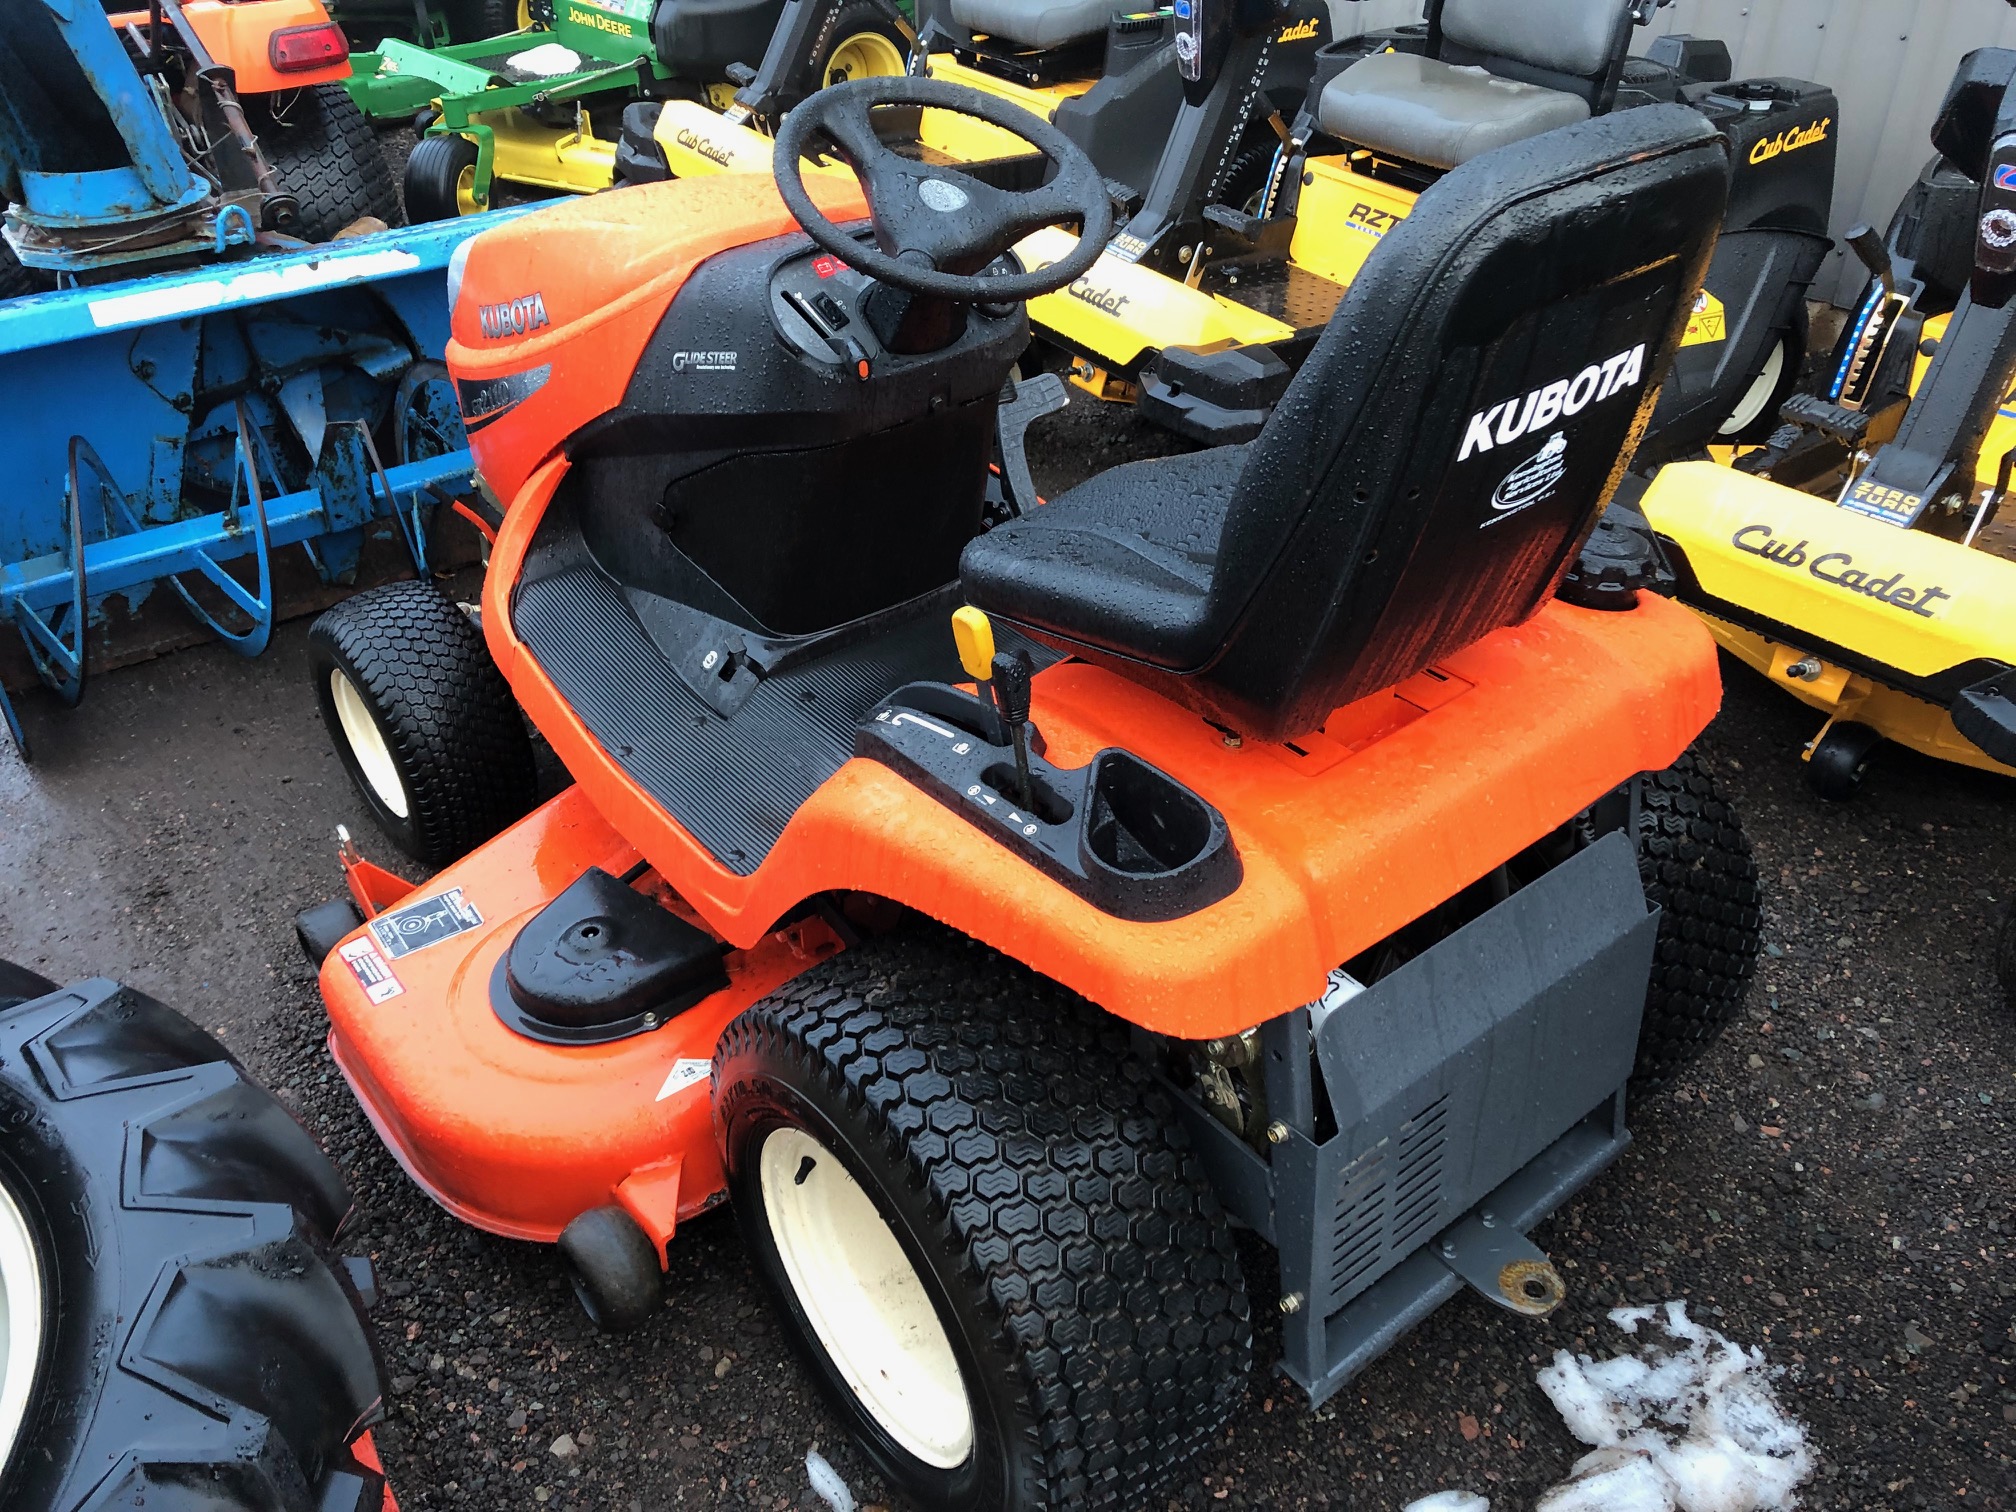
[1083, 751, 1213, 876]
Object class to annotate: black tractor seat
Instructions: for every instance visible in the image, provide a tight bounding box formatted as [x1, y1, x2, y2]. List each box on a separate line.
[1318, 0, 1638, 169]
[960, 104, 1731, 743]
[948, 0, 1113, 50]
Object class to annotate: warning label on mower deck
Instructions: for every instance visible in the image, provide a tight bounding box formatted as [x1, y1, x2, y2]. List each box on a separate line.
[369, 889, 484, 959]
[339, 938, 404, 1004]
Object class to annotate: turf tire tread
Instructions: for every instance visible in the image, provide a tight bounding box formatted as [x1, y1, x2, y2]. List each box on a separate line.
[716, 927, 1252, 1510]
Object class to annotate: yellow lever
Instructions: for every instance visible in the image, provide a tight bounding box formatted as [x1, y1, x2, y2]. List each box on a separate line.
[951, 606, 995, 684]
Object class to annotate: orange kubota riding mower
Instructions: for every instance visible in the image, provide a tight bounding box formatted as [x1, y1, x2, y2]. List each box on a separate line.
[297, 78, 1762, 1509]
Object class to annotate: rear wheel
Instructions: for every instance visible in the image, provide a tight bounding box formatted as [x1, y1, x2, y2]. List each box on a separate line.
[254, 83, 402, 241]
[1716, 308, 1806, 443]
[1631, 749, 1763, 1085]
[714, 927, 1251, 1512]
[442, 0, 525, 40]
[404, 133, 485, 222]
[0, 975, 385, 1510]
[308, 578, 538, 865]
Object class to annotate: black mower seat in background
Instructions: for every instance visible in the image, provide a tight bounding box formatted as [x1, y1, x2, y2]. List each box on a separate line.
[1318, 0, 1635, 169]
[651, 0, 789, 78]
[949, 0, 1112, 49]
[960, 104, 1730, 743]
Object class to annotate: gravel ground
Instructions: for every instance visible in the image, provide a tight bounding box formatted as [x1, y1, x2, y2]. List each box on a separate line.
[1, 388, 2011, 1512]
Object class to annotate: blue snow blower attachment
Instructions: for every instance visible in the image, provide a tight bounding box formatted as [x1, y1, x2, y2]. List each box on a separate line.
[0, 221, 527, 760]
[0, 0, 528, 759]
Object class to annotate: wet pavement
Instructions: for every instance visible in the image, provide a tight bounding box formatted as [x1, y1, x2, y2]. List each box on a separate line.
[0, 396, 2010, 1512]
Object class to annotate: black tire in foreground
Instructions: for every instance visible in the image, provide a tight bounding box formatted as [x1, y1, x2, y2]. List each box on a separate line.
[1631, 748, 1764, 1085]
[255, 83, 402, 241]
[309, 578, 539, 866]
[403, 133, 482, 222]
[714, 927, 1252, 1512]
[0, 972, 386, 1511]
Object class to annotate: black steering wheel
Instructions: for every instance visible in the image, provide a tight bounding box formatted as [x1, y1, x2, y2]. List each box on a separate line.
[772, 76, 1113, 303]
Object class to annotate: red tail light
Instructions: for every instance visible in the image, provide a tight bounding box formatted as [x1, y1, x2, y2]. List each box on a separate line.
[269, 21, 348, 71]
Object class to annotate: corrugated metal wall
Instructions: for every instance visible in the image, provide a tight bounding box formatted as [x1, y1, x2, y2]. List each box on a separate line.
[1326, 1, 2016, 302]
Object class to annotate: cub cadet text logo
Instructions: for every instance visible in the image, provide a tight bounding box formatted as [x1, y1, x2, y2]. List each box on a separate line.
[1066, 274, 1130, 317]
[671, 350, 737, 372]
[1459, 343, 1645, 461]
[1749, 117, 1830, 165]
[477, 292, 550, 340]
[1276, 17, 1319, 42]
[566, 4, 635, 35]
[675, 128, 732, 168]
[1732, 525, 1952, 617]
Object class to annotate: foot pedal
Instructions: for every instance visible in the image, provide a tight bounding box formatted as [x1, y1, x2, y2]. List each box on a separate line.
[992, 371, 1069, 519]
[724, 60, 757, 85]
[1201, 201, 1296, 260]
[1138, 343, 1292, 445]
[1779, 391, 1870, 446]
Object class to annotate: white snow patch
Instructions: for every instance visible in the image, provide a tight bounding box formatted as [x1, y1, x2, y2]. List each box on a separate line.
[1404, 1493, 1492, 1512]
[507, 42, 583, 77]
[804, 1447, 855, 1512]
[1533, 1301, 1812, 1512]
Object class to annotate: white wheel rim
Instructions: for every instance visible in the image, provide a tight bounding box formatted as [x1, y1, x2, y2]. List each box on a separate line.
[759, 1127, 974, 1470]
[1718, 329, 1789, 436]
[330, 669, 410, 820]
[0, 1175, 44, 1470]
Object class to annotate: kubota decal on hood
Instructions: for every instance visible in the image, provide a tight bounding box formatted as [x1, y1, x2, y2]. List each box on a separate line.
[1459, 344, 1646, 460]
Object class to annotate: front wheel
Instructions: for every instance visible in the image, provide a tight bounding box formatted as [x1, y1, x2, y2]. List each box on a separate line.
[404, 133, 485, 222]
[1805, 719, 1882, 803]
[713, 927, 1251, 1512]
[308, 579, 538, 865]
[1631, 748, 1763, 1085]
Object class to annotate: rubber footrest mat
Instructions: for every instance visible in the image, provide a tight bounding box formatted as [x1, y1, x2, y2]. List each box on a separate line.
[514, 565, 1037, 874]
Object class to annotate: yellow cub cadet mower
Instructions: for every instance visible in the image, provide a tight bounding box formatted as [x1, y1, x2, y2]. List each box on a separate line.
[619, 0, 1330, 245]
[1013, 0, 1835, 462]
[1637, 44, 2016, 804]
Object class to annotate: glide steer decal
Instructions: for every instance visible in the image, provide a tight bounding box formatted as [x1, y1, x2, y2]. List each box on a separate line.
[1731, 525, 1953, 617]
[1459, 343, 1646, 460]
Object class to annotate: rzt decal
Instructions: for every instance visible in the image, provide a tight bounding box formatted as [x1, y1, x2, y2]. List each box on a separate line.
[1344, 201, 1403, 240]
[1748, 117, 1830, 165]
[1459, 344, 1645, 460]
[1731, 524, 1952, 617]
[477, 291, 551, 340]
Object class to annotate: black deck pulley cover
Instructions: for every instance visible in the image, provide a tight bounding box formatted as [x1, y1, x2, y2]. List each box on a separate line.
[498, 868, 728, 1044]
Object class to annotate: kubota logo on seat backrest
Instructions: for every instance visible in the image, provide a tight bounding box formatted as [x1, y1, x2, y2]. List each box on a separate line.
[1458, 343, 1646, 461]
[477, 292, 551, 340]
